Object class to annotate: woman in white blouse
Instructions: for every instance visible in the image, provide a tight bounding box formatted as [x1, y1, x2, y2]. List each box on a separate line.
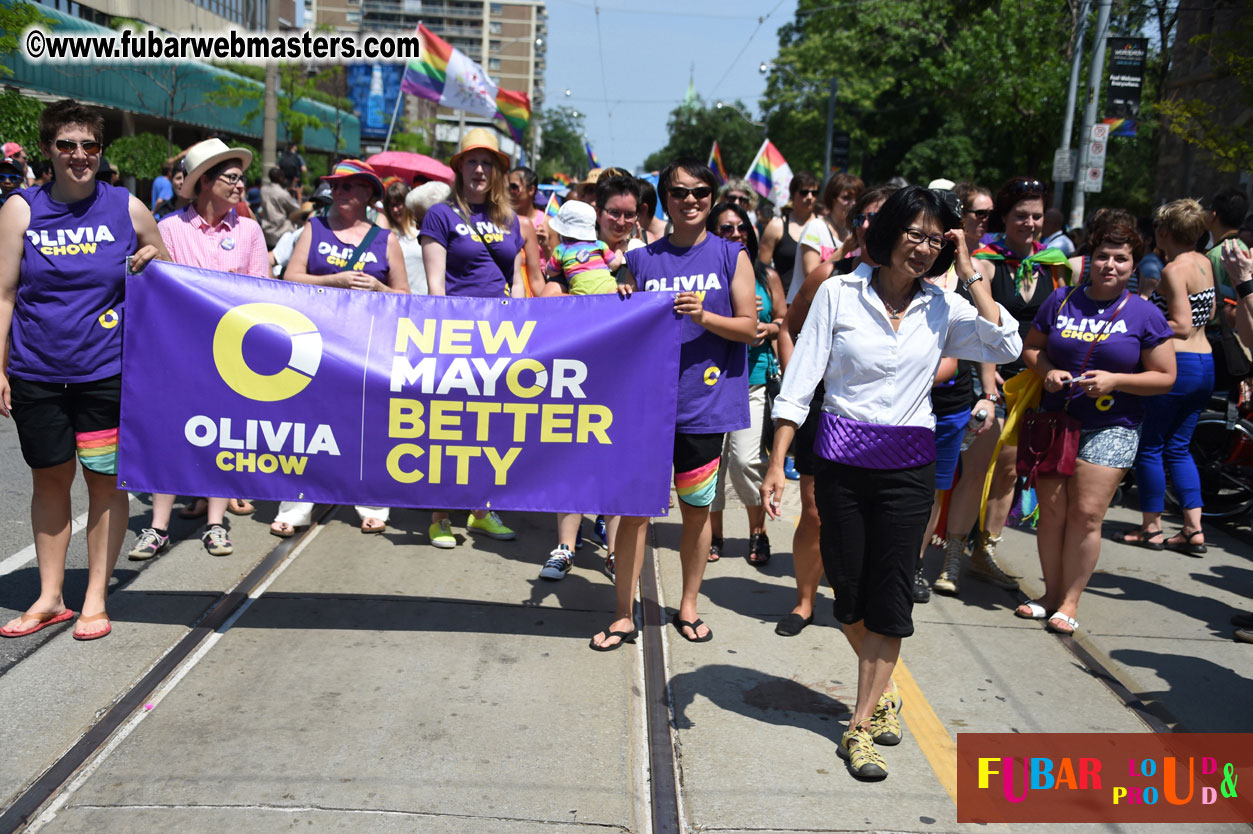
[761, 186, 1021, 781]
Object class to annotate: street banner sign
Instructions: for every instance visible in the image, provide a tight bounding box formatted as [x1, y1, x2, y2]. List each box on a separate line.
[1106, 36, 1148, 137]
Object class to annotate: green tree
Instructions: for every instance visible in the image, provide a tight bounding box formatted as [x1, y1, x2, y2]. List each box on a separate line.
[210, 63, 343, 148]
[0, 1, 55, 77]
[0, 90, 45, 156]
[642, 96, 763, 176]
[106, 133, 178, 179]
[537, 106, 586, 181]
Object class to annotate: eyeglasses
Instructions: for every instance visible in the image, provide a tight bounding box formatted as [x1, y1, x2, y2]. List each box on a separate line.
[965, 208, 992, 220]
[725, 194, 750, 205]
[329, 180, 361, 192]
[54, 139, 102, 155]
[854, 211, 877, 226]
[797, 188, 819, 197]
[0, 173, 22, 185]
[217, 172, 245, 186]
[718, 223, 749, 235]
[904, 227, 946, 250]
[507, 182, 522, 192]
[668, 185, 713, 201]
[603, 208, 637, 222]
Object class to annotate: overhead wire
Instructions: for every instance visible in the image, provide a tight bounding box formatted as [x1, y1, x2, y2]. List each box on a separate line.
[707, 0, 786, 100]
[592, 2, 616, 161]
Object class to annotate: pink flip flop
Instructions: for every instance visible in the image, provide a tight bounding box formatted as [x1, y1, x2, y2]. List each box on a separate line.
[1, 609, 76, 638]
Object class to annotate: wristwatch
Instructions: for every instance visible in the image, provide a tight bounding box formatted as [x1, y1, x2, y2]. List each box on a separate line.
[986, 392, 1003, 405]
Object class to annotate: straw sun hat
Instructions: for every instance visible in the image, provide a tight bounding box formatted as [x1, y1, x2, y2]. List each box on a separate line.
[179, 138, 253, 200]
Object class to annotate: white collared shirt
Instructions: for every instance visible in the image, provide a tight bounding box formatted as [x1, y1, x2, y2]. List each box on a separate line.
[773, 262, 1022, 430]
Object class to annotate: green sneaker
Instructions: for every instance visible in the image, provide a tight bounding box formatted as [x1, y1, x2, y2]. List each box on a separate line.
[870, 693, 902, 746]
[467, 511, 515, 541]
[428, 519, 456, 549]
[838, 724, 888, 780]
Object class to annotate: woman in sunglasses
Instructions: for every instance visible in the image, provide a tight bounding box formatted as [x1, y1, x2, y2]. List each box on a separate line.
[933, 176, 1071, 597]
[775, 185, 897, 637]
[589, 159, 758, 650]
[507, 165, 545, 296]
[0, 100, 169, 641]
[759, 172, 819, 297]
[762, 186, 1021, 779]
[706, 200, 787, 567]
[791, 173, 864, 303]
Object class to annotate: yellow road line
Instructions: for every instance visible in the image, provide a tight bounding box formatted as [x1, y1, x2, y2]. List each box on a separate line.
[895, 658, 958, 805]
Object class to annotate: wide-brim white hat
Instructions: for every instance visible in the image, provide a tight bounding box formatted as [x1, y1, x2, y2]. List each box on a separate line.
[180, 138, 252, 199]
[549, 200, 598, 242]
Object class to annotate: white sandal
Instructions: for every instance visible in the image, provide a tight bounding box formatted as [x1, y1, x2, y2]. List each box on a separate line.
[1046, 613, 1078, 634]
[1015, 600, 1049, 620]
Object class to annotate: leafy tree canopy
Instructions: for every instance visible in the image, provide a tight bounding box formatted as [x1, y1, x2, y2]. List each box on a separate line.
[537, 106, 587, 181]
[106, 133, 177, 179]
[642, 95, 763, 176]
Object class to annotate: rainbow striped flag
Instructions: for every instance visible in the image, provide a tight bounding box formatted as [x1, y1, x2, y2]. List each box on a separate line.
[544, 192, 562, 218]
[552, 172, 573, 186]
[707, 141, 727, 184]
[400, 25, 531, 143]
[585, 141, 601, 169]
[745, 139, 793, 206]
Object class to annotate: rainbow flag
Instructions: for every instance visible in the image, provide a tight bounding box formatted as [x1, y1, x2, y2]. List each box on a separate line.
[552, 172, 573, 186]
[544, 192, 562, 218]
[745, 139, 793, 206]
[585, 141, 601, 169]
[401, 25, 531, 143]
[707, 141, 727, 184]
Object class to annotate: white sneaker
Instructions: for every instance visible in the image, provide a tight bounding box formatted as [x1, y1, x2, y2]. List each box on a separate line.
[539, 546, 573, 580]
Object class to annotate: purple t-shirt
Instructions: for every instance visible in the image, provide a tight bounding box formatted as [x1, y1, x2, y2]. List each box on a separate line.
[626, 233, 749, 433]
[306, 216, 392, 282]
[10, 181, 137, 383]
[420, 202, 521, 298]
[1033, 286, 1173, 429]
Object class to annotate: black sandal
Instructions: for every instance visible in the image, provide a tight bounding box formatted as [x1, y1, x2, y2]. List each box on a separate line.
[672, 613, 713, 643]
[1168, 529, 1207, 557]
[589, 627, 638, 652]
[1118, 526, 1164, 551]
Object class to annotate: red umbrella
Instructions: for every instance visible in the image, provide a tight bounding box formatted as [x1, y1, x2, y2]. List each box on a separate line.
[366, 151, 454, 185]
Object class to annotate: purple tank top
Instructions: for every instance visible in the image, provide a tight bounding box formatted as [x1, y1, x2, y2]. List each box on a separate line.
[10, 181, 137, 383]
[306, 216, 392, 282]
[626, 233, 749, 433]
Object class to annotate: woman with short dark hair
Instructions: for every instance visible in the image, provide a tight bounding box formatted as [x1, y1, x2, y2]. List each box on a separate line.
[759, 171, 818, 296]
[790, 173, 864, 302]
[1019, 221, 1175, 633]
[762, 186, 1021, 780]
[590, 158, 758, 651]
[0, 100, 170, 641]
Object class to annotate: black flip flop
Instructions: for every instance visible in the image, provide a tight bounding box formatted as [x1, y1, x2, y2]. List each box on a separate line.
[775, 612, 813, 636]
[672, 613, 713, 643]
[1117, 527, 1164, 551]
[589, 627, 638, 652]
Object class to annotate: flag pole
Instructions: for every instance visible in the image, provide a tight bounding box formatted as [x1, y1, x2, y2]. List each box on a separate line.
[384, 22, 421, 151]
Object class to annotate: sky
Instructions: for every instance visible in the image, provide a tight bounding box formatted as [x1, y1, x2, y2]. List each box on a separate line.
[540, 0, 800, 173]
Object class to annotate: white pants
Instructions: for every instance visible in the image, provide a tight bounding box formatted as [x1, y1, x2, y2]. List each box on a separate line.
[274, 502, 390, 526]
[711, 383, 767, 512]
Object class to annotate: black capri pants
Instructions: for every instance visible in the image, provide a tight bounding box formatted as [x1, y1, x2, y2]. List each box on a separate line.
[814, 457, 935, 638]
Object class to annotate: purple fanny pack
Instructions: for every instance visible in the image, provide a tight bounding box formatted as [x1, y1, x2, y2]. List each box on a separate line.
[813, 412, 937, 470]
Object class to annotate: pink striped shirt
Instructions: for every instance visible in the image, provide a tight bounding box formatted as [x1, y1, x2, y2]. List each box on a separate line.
[157, 204, 269, 278]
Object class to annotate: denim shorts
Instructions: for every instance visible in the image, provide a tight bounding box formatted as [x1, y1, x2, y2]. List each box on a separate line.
[1077, 424, 1142, 469]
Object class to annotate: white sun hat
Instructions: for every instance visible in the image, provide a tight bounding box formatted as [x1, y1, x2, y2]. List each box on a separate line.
[549, 200, 599, 242]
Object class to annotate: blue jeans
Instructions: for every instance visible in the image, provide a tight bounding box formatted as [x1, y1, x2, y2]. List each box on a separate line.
[1134, 352, 1214, 512]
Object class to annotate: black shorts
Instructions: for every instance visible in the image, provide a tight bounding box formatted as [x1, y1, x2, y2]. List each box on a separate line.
[673, 431, 725, 507]
[792, 383, 825, 477]
[9, 375, 121, 474]
[813, 457, 934, 638]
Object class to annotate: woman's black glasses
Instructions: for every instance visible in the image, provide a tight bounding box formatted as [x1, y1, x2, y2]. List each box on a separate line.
[854, 211, 877, 226]
[718, 223, 749, 235]
[966, 208, 992, 220]
[668, 185, 713, 201]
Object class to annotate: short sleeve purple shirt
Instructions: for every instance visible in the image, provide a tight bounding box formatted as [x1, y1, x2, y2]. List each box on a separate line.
[420, 202, 521, 298]
[1033, 286, 1174, 428]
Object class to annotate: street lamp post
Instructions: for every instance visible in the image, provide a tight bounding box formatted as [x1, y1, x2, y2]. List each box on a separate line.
[715, 100, 767, 141]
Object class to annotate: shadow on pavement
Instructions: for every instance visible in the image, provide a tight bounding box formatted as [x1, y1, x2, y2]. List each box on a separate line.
[1107, 647, 1253, 732]
[669, 663, 852, 734]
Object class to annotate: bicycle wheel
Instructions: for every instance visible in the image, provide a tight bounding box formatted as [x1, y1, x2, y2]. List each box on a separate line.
[1166, 415, 1253, 519]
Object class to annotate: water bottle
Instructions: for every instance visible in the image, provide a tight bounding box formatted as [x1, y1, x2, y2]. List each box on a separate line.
[961, 408, 989, 451]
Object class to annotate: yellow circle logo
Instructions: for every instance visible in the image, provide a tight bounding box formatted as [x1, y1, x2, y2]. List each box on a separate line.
[98, 309, 119, 329]
[212, 303, 322, 402]
[703, 365, 721, 386]
[1095, 395, 1114, 412]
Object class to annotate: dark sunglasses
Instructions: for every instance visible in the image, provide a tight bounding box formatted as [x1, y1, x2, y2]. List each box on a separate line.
[797, 188, 819, 197]
[718, 222, 749, 235]
[507, 182, 522, 192]
[854, 211, 877, 226]
[54, 139, 102, 155]
[668, 185, 713, 201]
[965, 208, 992, 220]
[725, 194, 750, 205]
[1007, 178, 1045, 196]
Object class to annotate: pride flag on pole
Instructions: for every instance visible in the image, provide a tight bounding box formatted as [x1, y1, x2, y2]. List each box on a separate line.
[585, 141, 601, 169]
[544, 192, 562, 218]
[400, 25, 531, 142]
[707, 141, 727, 184]
[746, 139, 793, 207]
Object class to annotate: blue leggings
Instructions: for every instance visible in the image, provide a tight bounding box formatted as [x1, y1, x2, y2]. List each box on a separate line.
[1134, 352, 1214, 512]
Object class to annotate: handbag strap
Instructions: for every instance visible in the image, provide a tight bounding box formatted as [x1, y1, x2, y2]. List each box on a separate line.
[1065, 290, 1131, 411]
[345, 224, 381, 271]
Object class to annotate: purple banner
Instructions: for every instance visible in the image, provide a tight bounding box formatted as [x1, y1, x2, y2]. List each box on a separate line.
[118, 262, 681, 516]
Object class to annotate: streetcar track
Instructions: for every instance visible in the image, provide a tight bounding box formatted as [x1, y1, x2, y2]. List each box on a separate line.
[0, 504, 339, 834]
